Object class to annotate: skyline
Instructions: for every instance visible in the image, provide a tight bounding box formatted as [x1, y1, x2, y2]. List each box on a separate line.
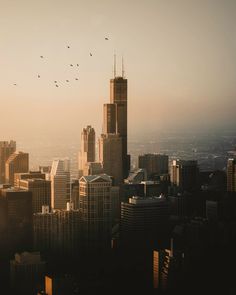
[1, 0, 236, 142]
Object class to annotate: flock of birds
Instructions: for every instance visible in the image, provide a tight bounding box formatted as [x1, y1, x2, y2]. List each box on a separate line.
[13, 37, 109, 88]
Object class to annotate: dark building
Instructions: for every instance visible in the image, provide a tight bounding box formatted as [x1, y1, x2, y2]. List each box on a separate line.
[138, 154, 168, 179]
[227, 158, 236, 192]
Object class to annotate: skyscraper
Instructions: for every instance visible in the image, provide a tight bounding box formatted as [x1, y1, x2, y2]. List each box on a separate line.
[170, 159, 199, 192]
[5, 151, 29, 186]
[50, 159, 70, 209]
[78, 125, 96, 177]
[227, 158, 236, 192]
[138, 154, 169, 179]
[98, 133, 123, 185]
[0, 140, 16, 184]
[110, 71, 130, 178]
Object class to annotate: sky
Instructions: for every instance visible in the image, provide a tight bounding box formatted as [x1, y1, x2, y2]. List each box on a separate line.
[0, 0, 236, 143]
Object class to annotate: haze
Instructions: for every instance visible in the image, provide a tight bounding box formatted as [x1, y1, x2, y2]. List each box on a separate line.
[1, 0, 236, 143]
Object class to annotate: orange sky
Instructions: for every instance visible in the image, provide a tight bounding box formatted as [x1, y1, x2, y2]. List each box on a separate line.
[1, 0, 236, 141]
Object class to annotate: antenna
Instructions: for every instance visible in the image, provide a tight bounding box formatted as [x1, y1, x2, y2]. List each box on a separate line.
[122, 56, 125, 78]
[113, 53, 116, 78]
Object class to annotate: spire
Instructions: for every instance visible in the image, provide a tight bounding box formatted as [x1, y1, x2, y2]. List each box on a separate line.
[122, 55, 125, 78]
[113, 53, 116, 78]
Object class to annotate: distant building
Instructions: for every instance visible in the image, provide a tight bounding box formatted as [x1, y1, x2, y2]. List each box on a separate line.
[78, 125, 96, 177]
[79, 174, 116, 248]
[50, 159, 70, 209]
[5, 151, 29, 186]
[98, 133, 123, 185]
[0, 140, 16, 184]
[138, 154, 168, 179]
[19, 178, 51, 213]
[227, 158, 236, 192]
[14, 170, 46, 187]
[10, 251, 45, 295]
[125, 168, 147, 184]
[83, 162, 103, 176]
[103, 103, 116, 134]
[171, 159, 199, 192]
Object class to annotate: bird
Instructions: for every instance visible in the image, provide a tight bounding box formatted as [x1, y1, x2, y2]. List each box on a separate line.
[105, 37, 109, 40]
[70, 64, 73, 67]
[55, 84, 59, 87]
[90, 53, 92, 56]
[40, 56, 44, 58]
[38, 75, 40, 78]
[75, 78, 78, 80]
[54, 81, 57, 83]
[66, 80, 69, 82]
[76, 64, 79, 67]
[13, 83, 17, 86]
[67, 45, 70, 48]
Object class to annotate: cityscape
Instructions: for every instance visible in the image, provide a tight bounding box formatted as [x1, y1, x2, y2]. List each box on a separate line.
[1, 1, 236, 295]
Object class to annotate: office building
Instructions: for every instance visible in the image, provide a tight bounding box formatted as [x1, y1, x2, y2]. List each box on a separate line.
[120, 196, 169, 247]
[138, 154, 168, 179]
[14, 170, 46, 187]
[78, 125, 96, 177]
[103, 103, 116, 134]
[5, 151, 29, 186]
[171, 160, 199, 192]
[50, 159, 70, 209]
[98, 133, 123, 185]
[79, 174, 115, 248]
[227, 158, 236, 192]
[10, 251, 45, 295]
[0, 140, 16, 184]
[19, 178, 51, 213]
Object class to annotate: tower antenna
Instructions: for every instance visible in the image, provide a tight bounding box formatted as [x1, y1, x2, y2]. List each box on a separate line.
[122, 55, 125, 78]
[113, 53, 116, 78]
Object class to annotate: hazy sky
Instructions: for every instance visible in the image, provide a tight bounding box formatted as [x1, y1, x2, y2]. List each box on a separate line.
[1, 0, 236, 142]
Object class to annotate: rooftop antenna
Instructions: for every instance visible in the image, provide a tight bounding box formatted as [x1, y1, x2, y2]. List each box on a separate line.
[113, 53, 116, 78]
[122, 55, 125, 78]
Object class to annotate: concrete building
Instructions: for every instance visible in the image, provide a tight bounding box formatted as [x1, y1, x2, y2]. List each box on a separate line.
[19, 178, 51, 213]
[171, 160, 199, 192]
[103, 103, 116, 134]
[83, 162, 103, 176]
[227, 158, 236, 192]
[98, 133, 123, 185]
[79, 174, 116, 248]
[78, 125, 96, 177]
[0, 187, 32, 253]
[50, 159, 70, 210]
[10, 251, 45, 295]
[14, 170, 46, 187]
[33, 204, 80, 256]
[120, 196, 169, 247]
[138, 154, 169, 179]
[5, 151, 29, 186]
[0, 140, 16, 184]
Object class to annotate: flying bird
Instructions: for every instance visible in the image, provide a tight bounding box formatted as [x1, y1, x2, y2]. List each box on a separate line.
[38, 75, 40, 78]
[105, 37, 109, 40]
[90, 53, 92, 56]
[54, 81, 57, 83]
[77, 64, 79, 67]
[70, 64, 73, 67]
[66, 80, 69, 82]
[40, 56, 44, 58]
[13, 83, 17, 86]
[55, 84, 59, 87]
[67, 45, 70, 48]
[75, 78, 78, 80]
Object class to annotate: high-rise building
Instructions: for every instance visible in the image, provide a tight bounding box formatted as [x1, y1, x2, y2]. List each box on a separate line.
[33, 204, 80, 256]
[14, 170, 46, 187]
[5, 151, 29, 186]
[19, 178, 51, 213]
[10, 251, 45, 295]
[98, 133, 123, 185]
[110, 73, 130, 179]
[50, 159, 70, 210]
[170, 160, 199, 192]
[0, 187, 32, 253]
[0, 140, 16, 184]
[78, 125, 96, 177]
[120, 195, 169, 247]
[79, 174, 116, 248]
[227, 158, 236, 192]
[138, 154, 169, 179]
[103, 103, 116, 134]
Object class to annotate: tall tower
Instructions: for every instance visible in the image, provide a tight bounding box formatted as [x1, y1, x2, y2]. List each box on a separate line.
[5, 151, 29, 186]
[78, 125, 96, 177]
[50, 159, 70, 210]
[110, 68, 130, 178]
[227, 158, 236, 192]
[0, 141, 16, 184]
